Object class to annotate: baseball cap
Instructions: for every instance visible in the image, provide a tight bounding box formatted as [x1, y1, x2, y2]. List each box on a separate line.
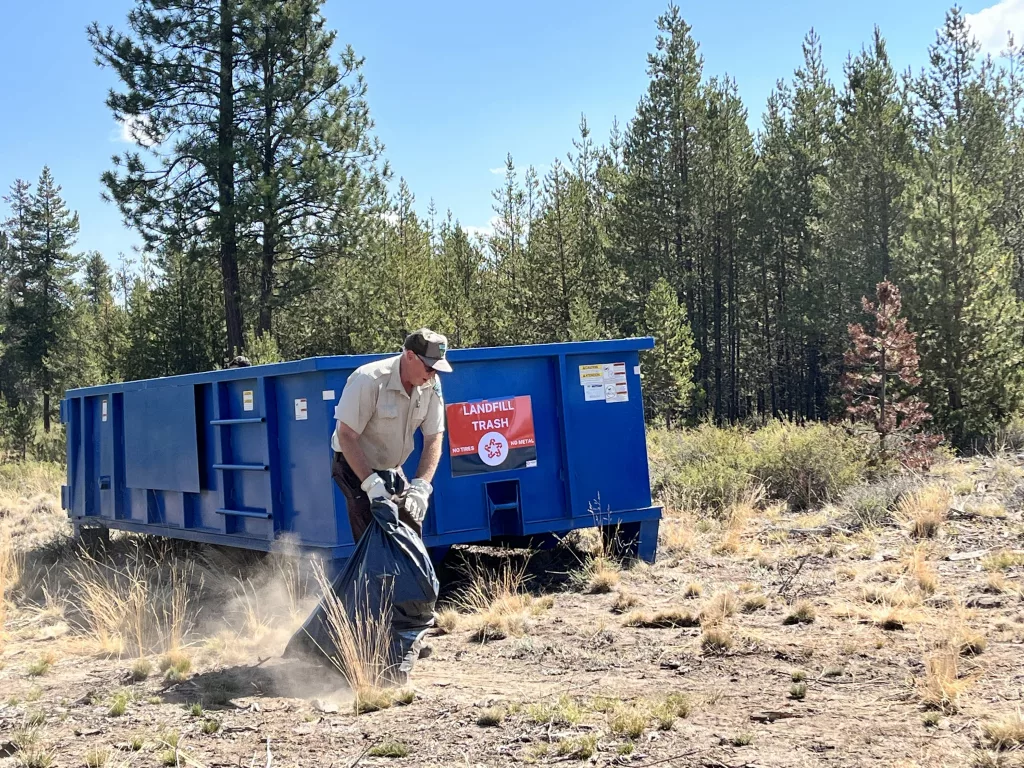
[404, 328, 453, 372]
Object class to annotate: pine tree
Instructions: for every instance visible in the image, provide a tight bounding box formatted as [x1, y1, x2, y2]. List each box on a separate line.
[900, 8, 1024, 446]
[15, 168, 81, 431]
[434, 213, 484, 348]
[236, 0, 386, 338]
[642, 277, 697, 426]
[90, 0, 247, 355]
[841, 281, 939, 468]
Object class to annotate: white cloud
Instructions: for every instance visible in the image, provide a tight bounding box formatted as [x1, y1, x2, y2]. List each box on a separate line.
[489, 167, 505, 175]
[113, 114, 155, 147]
[464, 215, 500, 240]
[966, 0, 1024, 54]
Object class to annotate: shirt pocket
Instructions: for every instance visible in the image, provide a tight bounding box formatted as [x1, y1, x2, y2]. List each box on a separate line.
[411, 395, 429, 429]
[376, 397, 399, 420]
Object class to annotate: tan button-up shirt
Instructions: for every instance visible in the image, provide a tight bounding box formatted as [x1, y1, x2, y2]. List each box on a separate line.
[331, 355, 445, 469]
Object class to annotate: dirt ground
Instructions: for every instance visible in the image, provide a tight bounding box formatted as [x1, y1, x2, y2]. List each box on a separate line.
[2, 455, 1024, 768]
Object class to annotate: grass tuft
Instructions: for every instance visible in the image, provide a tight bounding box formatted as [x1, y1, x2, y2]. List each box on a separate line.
[623, 607, 699, 628]
[790, 683, 807, 700]
[555, 734, 598, 760]
[741, 594, 768, 613]
[684, 582, 704, 598]
[202, 719, 220, 735]
[525, 694, 583, 726]
[84, 748, 109, 768]
[731, 732, 754, 747]
[368, 741, 410, 758]
[434, 609, 459, 634]
[896, 486, 949, 539]
[919, 649, 971, 714]
[700, 627, 734, 654]
[26, 651, 56, 677]
[107, 690, 130, 717]
[476, 706, 505, 727]
[783, 600, 816, 625]
[129, 657, 152, 682]
[609, 703, 648, 739]
[983, 709, 1024, 750]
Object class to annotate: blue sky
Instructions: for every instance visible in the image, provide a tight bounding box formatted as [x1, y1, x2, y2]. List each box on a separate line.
[1, 0, 1020, 265]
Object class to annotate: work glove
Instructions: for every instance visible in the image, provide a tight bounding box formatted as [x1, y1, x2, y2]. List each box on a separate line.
[403, 478, 433, 523]
[360, 473, 389, 502]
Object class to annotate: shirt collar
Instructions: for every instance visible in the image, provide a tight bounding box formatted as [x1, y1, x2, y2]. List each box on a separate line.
[387, 354, 412, 397]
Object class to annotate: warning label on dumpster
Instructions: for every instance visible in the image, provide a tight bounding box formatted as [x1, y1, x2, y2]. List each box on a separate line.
[446, 396, 537, 476]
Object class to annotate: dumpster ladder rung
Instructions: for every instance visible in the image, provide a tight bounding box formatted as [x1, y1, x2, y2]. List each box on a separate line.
[215, 508, 271, 519]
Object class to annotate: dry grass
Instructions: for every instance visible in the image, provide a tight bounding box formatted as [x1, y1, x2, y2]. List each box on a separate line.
[983, 550, 1024, 572]
[700, 626, 734, 654]
[609, 702, 648, 739]
[905, 546, 938, 595]
[576, 556, 620, 594]
[73, 545, 200, 657]
[0, 525, 21, 650]
[612, 589, 639, 613]
[918, 649, 972, 713]
[368, 741, 410, 758]
[741, 594, 768, 613]
[26, 651, 56, 677]
[684, 582, 703, 598]
[454, 557, 551, 641]
[896, 486, 950, 539]
[306, 561, 399, 704]
[659, 516, 695, 554]
[525, 694, 584, 726]
[700, 592, 738, 626]
[623, 607, 699, 628]
[783, 600, 816, 625]
[555, 734, 598, 759]
[476, 706, 506, 727]
[983, 709, 1024, 750]
[435, 609, 460, 634]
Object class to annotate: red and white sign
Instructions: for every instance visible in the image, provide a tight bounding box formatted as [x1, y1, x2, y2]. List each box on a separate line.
[446, 396, 537, 476]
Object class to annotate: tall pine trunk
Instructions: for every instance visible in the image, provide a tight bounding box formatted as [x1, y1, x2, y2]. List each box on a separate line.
[218, 0, 243, 355]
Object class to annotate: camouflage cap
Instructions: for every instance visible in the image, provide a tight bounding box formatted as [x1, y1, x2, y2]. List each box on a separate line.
[404, 328, 453, 372]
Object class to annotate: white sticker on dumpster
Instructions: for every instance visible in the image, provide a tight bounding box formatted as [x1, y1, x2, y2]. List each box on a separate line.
[294, 398, 308, 420]
[243, 390, 254, 411]
[581, 362, 628, 402]
[322, 389, 335, 401]
[101, 399, 108, 422]
[603, 362, 628, 403]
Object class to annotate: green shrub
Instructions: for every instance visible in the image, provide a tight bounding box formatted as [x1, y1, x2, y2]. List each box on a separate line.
[649, 421, 868, 515]
[838, 476, 919, 529]
[649, 424, 756, 515]
[750, 421, 867, 510]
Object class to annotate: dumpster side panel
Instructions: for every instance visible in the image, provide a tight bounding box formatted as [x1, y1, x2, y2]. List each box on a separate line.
[562, 350, 653, 520]
[276, 370, 341, 548]
[427, 355, 566, 539]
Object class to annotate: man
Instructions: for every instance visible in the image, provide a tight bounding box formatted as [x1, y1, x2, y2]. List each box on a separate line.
[331, 328, 452, 541]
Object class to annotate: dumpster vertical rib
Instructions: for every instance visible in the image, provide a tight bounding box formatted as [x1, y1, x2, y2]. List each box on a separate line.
[260, 376, 282, 530]
[210, 381, 229, 534]
[556, 353, 579, 521]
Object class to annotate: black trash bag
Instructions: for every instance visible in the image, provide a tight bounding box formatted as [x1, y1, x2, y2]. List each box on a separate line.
[283, 496, 439, 685]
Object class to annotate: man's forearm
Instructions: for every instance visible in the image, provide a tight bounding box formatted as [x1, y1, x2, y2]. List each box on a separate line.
[336, 423, 373, 482]
[415, 433, 443, 483]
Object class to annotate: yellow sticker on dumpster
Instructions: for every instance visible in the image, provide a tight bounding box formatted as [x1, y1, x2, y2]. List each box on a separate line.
[579, 364, 603, 384]
[243, 390, 254, 411]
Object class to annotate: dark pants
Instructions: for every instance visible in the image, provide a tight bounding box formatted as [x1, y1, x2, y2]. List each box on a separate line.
[332, 452, 422, 542]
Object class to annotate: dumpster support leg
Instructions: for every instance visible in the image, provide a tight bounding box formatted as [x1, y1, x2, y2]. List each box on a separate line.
[74, 523, 110, 554]
[602, 520, 659, 564]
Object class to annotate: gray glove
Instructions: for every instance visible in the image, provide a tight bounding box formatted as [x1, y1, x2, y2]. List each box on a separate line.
[403, 478, 432, 523]
[360, 473, 389, 502]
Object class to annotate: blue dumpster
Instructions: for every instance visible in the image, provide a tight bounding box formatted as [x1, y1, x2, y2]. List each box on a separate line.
[60, 338, 662, 565]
